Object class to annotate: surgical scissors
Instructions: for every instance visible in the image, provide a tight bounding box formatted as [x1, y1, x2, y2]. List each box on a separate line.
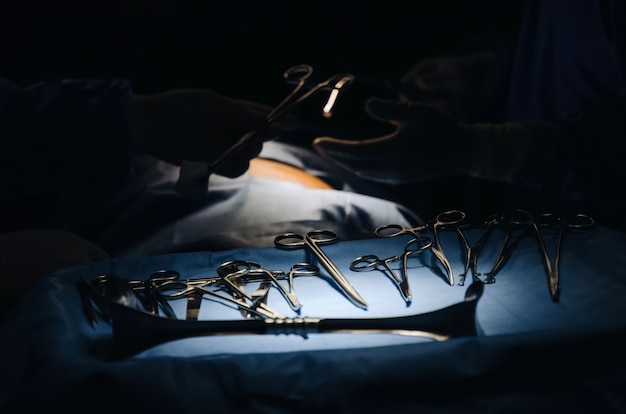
[350, 237, 432, 303]
[274, 229, 368, 309]
[375, 210, 466, 286]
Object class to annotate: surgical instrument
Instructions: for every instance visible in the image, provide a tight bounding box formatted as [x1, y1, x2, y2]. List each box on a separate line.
[158, 276, 286, 320]
[209, 64, 355, 175]
[375, 210, 466, 286]
[458, 211, 512, 285]
[533, 212, 595, 302]
[484, 211, 594, 301]
[350, 237, 432, 303]
[131, 270, 179, 319]
[483, 209, 537, 282]
[216, 260, 287, 318]
[271, 262, 320, 311]
[78, 275, 140, 323]
[95, 280, 485, 360]
[244, 262, 318, 312]
[143, 261, 285, 319]
[451, 222, 474, 286]
[217, 260, 272, 318]
[177, 64, 355, 196]
[274, 230, 368, 310]
[242, 263, 321, 313]
[87, 273, 178, 319]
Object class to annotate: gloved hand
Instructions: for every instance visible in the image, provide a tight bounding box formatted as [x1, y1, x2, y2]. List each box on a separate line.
[313, 98, 472, 185]
[129, 89, 289, 178]
[398, 51, 504, 121]
[313, 97, 565, 190]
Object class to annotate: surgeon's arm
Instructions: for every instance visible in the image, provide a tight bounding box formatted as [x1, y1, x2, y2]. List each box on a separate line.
[313, 95, 626, 206]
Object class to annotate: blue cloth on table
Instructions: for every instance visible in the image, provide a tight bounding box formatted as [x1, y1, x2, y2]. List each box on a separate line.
[1, 225, 626, 413]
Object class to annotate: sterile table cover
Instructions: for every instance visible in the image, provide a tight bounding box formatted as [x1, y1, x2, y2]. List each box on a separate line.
[1, 226, 626, 413]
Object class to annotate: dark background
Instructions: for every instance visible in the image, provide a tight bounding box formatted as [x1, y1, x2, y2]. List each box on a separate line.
[0, 0, 527, 220]
[0, 1, 524, 111]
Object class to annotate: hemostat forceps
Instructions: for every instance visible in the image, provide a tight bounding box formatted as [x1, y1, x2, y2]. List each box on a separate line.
[484, 210, 595, 301]
[209, 64, 354, 175]
[457, 212, 504, 285]
[243, 262, 321, 313]
[272, 64, 355, 120]
[482, 209, 536, 283]
[246, 263, 316, 312]
[351, 237, 432, 304]
[375, 210, 466, 286]
[153, 261, 285, 319]
[274, 229, 368, 310]
[87, 272, 179, 320]
[532, 212, 594, 302]
[216, 260, 286, 318]
[177, 64, 355, 196]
